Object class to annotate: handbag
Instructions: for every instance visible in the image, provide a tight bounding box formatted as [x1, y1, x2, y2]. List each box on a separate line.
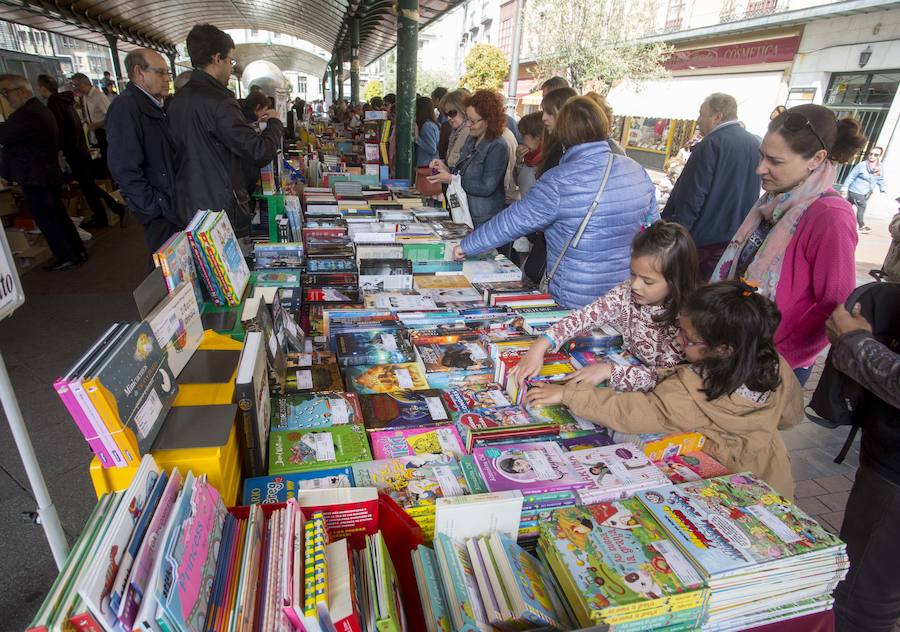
[414, 167, 443, 198]
[539, 155, 616, 294]
[447, 173, 473, 229]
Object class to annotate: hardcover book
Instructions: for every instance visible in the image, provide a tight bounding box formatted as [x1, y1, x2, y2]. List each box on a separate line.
[566, 443, 671, 504]
[472, 441, 589, 495]
[654, 451, 729, 484]
[241, 467, 354, 504]
[370, 426, 466, 460]
[334, 330, 416, 367]
[268, 425, 373, 475]
[270, 391, 363, 430]
[358, 389, 451, 431]
[234, 331, 271, 477]
[153, 231, 203, 309]
[441, 383, 512, 418]
[414, 335, 492, 374]
[343, 362, 430, 394]
[144, 280, 203, 378]
[285, 363, 344, 393]
[352, 454, 470, 513]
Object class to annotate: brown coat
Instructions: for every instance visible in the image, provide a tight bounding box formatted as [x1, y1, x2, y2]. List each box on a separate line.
[561, 358, 804, 499]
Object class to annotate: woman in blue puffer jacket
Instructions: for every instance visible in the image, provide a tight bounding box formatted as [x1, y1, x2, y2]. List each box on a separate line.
[455, 97, 657, 308]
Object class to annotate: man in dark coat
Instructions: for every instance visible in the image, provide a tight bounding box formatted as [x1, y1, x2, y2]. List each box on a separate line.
[0, 74, 85, 271]
[662, 93, 761, 280]
[167, 23, 284, 239]
[37, 74, 126, 229]
[106, 48, 180, 255]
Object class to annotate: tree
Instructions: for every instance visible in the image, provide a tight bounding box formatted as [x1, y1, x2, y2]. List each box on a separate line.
[417, 67, 458, 97]
[364, 79, 384, 102]
[525, 0, 672, 94]
[460, 44, 509, 92]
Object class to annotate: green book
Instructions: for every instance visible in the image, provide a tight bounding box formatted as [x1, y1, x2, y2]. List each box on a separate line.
[268, 424, 372, 475]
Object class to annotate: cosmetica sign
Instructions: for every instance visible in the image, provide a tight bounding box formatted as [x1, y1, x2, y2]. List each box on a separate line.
[665, 35, 801, 71]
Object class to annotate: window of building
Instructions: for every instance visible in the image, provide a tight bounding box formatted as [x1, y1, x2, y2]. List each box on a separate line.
[298, 75, 307, 96]
[665, 0, 684, 31]
[499, 18, 512, 55]
[250, 29, 259, 38]
[483, 21, 491, 44]
[745, 0, 779, 18]
[825, 70, 900, 107]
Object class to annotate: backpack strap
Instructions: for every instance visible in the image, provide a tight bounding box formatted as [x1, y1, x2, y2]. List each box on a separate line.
[835, 426, 859, 465]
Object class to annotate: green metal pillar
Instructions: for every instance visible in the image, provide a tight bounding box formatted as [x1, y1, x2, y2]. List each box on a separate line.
[167, 53, 177, 80]
[329, 64, 336, 103]
[395, 0, 418, 182]
[350, 16, 360, 105]
[336, 50, 344, 102]
[105, 34, 123, 91]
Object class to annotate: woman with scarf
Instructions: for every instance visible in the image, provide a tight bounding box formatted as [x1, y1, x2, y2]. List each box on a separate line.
[713, 104, 867, 386]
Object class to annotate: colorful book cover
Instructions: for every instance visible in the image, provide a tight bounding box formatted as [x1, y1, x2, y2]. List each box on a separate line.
[241, 468, 354, 504]
[343, 362, 429, 394]
[493, 532, 563, 628]
[359, 389, 451, 431]
[567, 443, 671, 503]
[413, 546, 454, 632]
[154, 231, 204, 309]
[185, 211, 225, 305]
[268, 425, 373, 475]
[636, 473, 844, 577]
[285, 363, 344, 393]
[335, 330, 416, 367]
[538, 500, 705, 624]
[351, 454, 469, 512]
[557, 431, 614, 451]
[251, 269, 302, 288]
[205, 211, 250, 304]
[654, 451, 729, 484]
[472, 441, 589, 495]
[413, 274, 473, 290]
[370, 426, 466, 460]
[441, 383, 512, 418]
[198, 212, 238, 305]
[145, 280, 203, 378]
[270, 391, 363, 430]
[434, 533, 490, 632]
[414, 335, 492, 373]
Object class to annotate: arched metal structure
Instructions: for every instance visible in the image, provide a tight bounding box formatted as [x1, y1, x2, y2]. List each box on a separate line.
[234, 43, 329, 78]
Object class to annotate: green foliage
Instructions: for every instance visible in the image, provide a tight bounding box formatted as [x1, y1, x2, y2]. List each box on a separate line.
[416, 67, 457, 97]
[460, 44, 509, 92]
[364, 79, 384, 102]
[525, 0, 671, 93]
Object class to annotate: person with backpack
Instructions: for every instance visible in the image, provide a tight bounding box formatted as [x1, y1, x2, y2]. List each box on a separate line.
[826, 299, 900, 632]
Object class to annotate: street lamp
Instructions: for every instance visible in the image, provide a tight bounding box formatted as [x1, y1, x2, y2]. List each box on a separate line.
[858, 46, 872, 68]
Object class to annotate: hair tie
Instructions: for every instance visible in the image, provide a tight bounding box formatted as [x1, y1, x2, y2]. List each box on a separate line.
[737, 277, 759, 297]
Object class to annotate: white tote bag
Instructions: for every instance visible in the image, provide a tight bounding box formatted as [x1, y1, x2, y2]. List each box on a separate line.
[447, 174, 474, 229]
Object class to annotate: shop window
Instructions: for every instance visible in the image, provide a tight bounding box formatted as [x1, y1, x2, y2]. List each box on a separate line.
[785, 87, 816, 108]
[825, 70, 900, 107]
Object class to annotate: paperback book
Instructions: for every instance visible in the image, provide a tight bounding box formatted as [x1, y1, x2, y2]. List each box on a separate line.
[268, 425, 373, 476]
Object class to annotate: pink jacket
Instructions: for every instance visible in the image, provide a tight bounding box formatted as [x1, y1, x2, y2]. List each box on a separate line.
[774, 191, 858, 368]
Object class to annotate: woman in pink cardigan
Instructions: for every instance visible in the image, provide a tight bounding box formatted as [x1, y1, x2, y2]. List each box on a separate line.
[713, 104, 867, 385]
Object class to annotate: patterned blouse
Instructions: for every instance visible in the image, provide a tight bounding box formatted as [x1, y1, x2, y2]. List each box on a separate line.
[543, 281, 685, 392]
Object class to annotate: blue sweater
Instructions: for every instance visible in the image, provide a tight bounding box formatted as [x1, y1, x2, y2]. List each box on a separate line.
[461, 141, 657, 308]
[415, 119, 440, 167]
[661, 121, 761, 248]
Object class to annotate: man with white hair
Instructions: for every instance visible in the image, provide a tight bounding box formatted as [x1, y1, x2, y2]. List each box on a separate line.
[662, 92, 761, 279]
[106, 48, 180, 256]
[0, 74, 85, 270]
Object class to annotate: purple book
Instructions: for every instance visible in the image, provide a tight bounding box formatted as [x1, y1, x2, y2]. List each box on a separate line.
[472, 441, 590, 495]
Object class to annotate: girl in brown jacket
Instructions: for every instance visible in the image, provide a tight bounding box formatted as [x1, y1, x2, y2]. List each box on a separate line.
[526, 280, 805, 499]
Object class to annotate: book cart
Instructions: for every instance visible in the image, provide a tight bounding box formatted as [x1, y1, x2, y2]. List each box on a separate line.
[24, 123, 844, 632]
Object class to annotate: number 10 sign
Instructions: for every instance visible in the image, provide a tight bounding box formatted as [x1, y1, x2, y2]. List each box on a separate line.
[0, 228, 25, 321]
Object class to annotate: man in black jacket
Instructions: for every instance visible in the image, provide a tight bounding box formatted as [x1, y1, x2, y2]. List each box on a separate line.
[106, 48, 180, 255]
[661, 93, 761, 280]
[167, 24, 284, 239]
[37, 74, 126, 229]
[0, 74, 85, 271]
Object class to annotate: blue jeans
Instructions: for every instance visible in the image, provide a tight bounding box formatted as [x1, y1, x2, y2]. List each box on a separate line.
[793, 366, 813, 387]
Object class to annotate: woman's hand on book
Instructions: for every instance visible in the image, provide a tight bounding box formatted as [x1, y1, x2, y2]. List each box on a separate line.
[568, 362, 612, 387]
[512, 337, 551, 388]
[524, 382, 564, 407]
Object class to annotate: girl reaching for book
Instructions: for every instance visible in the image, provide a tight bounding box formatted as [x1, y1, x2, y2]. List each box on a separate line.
[525, 281, 804, 499]
[513, 221, 699, 392]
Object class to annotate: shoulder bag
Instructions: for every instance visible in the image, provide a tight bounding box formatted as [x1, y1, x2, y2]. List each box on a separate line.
[540, 154, 616, 294]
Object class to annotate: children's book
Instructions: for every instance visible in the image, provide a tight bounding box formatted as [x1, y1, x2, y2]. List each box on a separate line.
[268, 425, 373, 476]
[370, 426, 466, 460]
[270, 391, 364, 430]
[489, 532, 565, 629]
[198, 211, 250, 306]
[242, 467, 355, 504]
[566, 443, 671, 504]
[441, 383, 512, 418]
[556, 431, 614, 451]
[144, 280, 203, 378]
[286, 363, 344, 393]
[352, 455, 469, 514]
[412, 546, 454, 632]
[335, 329, 416, 367]
[343, 362, 430, 394]
[472, 441, 590, 495]
[433, 533, 491, 632]
[654, 451, 729, 484]
[359, 388, 451, 431]
[153, 231, 204, 309]
[234, 331, 271, 477]
[414, 334, 492, 373]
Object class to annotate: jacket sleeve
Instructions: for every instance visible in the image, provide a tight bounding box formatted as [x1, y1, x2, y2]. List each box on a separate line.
[106, 100, 173, 224]
[660, 139, 716, 231]
[832, 330, 900, 409]
[0, 112, 41, 146]
[543, 284, 628, 350]
[876, 172, 887, 193]
[215, 100, 284, 169]
[460, 169, 560, 255]
[561, 373, 707, 435]
[461, 141, 507, 197]
[415, 121, 439, 160]
[842, 163, 864, 190]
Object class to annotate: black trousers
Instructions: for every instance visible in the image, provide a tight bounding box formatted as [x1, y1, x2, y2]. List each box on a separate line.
[143, 216, 181, 255]
[834, 461, 900, 632]
[71, 161, 119, 224]
[848, 191, 869, 228]
[20, 184, 85, 263]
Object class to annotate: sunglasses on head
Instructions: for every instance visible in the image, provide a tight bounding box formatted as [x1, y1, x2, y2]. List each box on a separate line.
[782, 112, 827, 152]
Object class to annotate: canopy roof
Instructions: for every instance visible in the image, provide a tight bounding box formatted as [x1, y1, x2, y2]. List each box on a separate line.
[0, 0, 463, 69]
[234, 43, 329, 78]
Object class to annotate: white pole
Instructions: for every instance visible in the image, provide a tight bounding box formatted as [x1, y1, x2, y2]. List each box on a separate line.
[0, 350, 69, 568]
[505, 0, 524, 117]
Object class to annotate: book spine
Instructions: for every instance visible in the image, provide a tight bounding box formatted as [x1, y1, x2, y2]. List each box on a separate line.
[198, 228, 239, 306]
[186, 229, 224, 306]
[54, 379, 114, 467]
[235, 378, 264, 478]
[83, 380, 139, 466]
[69, 380, 128, 468]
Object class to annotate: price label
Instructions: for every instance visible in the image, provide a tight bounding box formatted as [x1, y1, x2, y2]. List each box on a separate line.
[425, 397, 448, 421]
[0, 228, 25, 321]
[395, 368, 414, 389]
[295, 370, 313, 390]
[313, 432, 336, 462]
[524, 450, 558, 481]
[329, 398, 350, 424]
[380, 334, 398, 351]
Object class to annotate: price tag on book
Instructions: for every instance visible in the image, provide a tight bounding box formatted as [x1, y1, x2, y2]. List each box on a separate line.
[380, 334, 398, 351]
[0, 228, 25, 321]
[295, 370, 313, 390]
[329, 398, 350, 424]
[313, 432, 336, 462]
[394, 368, 414, 389]
[524, 450, 558, 481]
[425, 397, 448, 421]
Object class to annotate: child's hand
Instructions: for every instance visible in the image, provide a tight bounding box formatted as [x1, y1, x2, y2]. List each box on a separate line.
[524, 382, 565, 407]
[568, 362, 612, 386]
[511, 337, 552, 388]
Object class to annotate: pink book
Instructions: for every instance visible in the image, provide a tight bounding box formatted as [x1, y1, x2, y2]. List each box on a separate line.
[472, 441, 591, 495]
[54, 377, 113, 467]
[654, 451, 729, 484]
[370, 426, 466, 460]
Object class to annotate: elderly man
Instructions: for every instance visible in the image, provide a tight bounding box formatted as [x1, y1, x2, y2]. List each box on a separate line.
[0, 74, 85, 270]
[167, 23, 283, 239]
[106, 49, 180, 256]
[662, 93, 761, 279]
[70, 72, 111, 169]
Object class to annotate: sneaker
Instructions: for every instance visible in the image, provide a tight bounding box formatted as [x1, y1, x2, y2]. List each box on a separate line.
[860, 225, 872, 234]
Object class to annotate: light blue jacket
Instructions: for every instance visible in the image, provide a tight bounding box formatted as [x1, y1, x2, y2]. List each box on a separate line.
[844, 160, 886, 196]
[415, 119, 440, 167]
[461, 141, 657, 308]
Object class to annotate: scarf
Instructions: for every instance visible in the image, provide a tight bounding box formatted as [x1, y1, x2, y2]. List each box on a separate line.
[712, 160, 838, 298]
[524, 144, 543, 167]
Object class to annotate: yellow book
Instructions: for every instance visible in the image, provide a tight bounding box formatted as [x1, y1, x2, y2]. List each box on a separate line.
[413, 274, 473, 290]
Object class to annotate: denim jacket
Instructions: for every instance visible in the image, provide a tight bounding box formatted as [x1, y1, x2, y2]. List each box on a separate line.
[453, 134, 508, 227]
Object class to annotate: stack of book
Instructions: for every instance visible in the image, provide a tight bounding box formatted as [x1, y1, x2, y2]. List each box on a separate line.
[185, 210, 250, 307]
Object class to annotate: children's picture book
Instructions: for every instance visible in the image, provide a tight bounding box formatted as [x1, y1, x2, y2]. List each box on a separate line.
[654, 451, 729, 484]
[557, 431, 614, 451]
[144, 280, 203, 378]
[490, 532, 565, 629]
[473, 441, 589, 495]
[153, 231, 204, 309]
[566, 443, 671, 504]
[200, 211, 251, 306]
[352, 454, 469, 513]
[343, 362, 430, 394]
[370, 426, 466, 460]
[268, 424, 373, 476]
[241, 467, 354, 504]
[441, 382, 512, 417]
[270, 391, 363, 430]
[358, 388, 451, 431]
[412, 545, 454, 632]
[334, 329, 415, 367]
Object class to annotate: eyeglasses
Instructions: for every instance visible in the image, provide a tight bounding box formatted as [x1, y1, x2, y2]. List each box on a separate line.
[677, 329, 706, 348]
[782, 112, 827, 152]
[868, 151, 882, 158]
[146, 67, 171, 77]
[467, 115, 484, 125]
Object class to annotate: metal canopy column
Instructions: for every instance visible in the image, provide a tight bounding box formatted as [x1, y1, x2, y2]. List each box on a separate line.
[350, 15, 360, 105]
[336, 50, 344, 101]
[505, 0, 524, 116]
[167, 53, 177, 80]
[395, 0, 418, 181]
[105, 34, 123, 91]
[329, 64, 336, 103]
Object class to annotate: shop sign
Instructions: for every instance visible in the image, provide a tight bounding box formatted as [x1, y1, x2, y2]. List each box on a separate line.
[665, 35, 801, 71]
